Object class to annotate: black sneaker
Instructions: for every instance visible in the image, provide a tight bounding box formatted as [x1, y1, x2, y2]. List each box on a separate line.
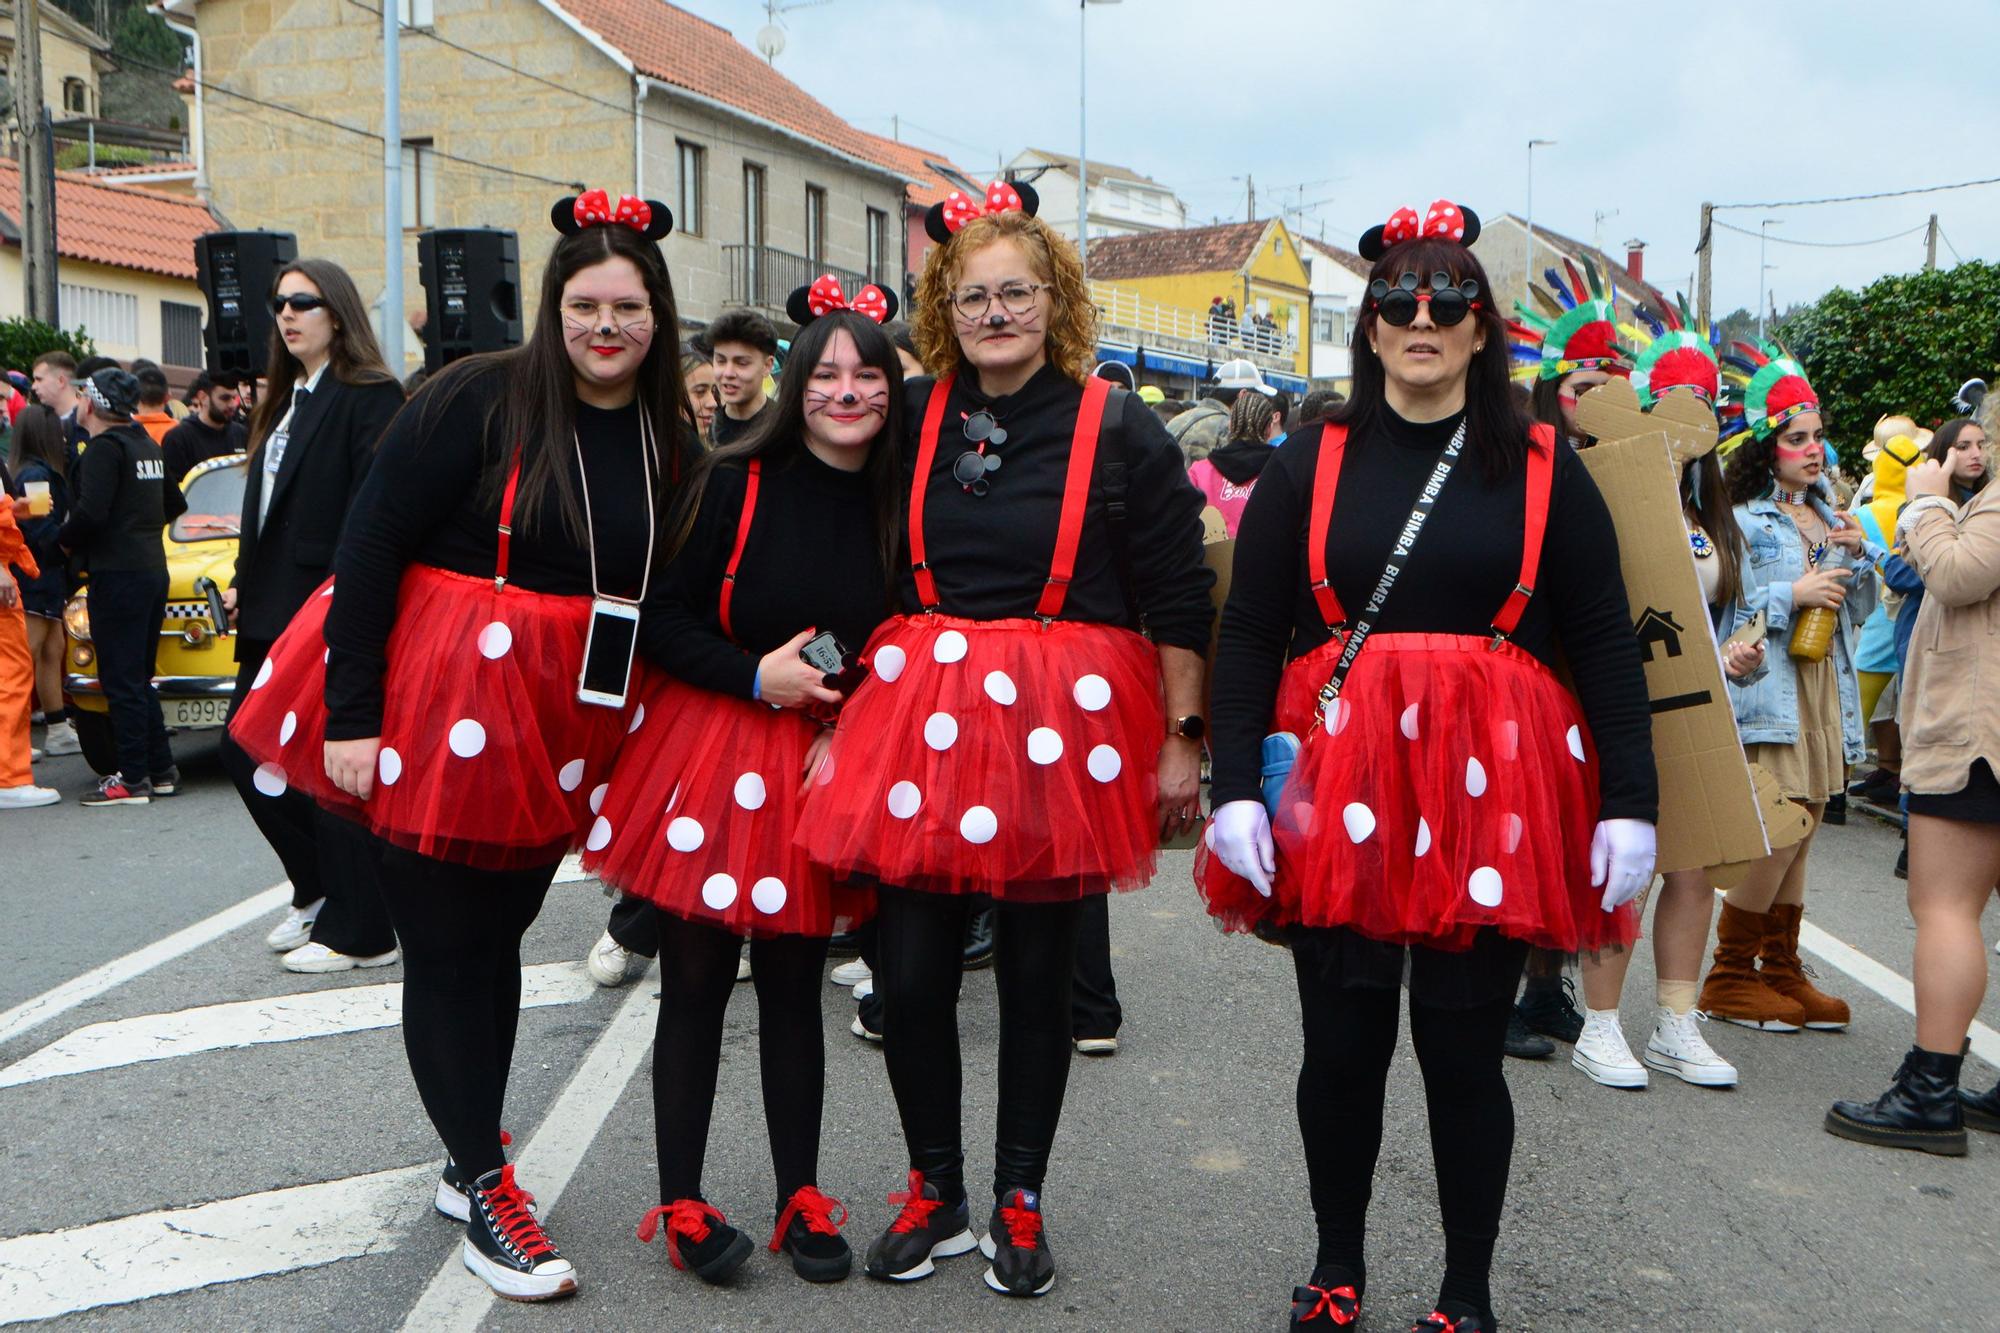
[863, 1170, 977, 1281]
[962, 904, 996, 970]
[769, 1184, 852, 1282]
[436, 1131, 515, 1221]
[461, 1165, 576, 1301]
[1290, 1265, 1363, 1328]
[150, 766, 181, 797]
[1849, 768, 1899, 805]
[980, 1187, 1055, 1297]
[81, 775, 152, 807]
[1518, 977, 1584, 1044]
[1503, 1009, 1554, 1060]
[852, 989, 883, 1044]
[637, 1199, 753, 1284]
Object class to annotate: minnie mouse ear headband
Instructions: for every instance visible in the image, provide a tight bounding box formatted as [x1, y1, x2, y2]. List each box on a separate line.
[786, 273, 898, 327]
[551, 188, 673, 242]
[1357, 199, 1481, 261]
[924, 179, 1041, 245]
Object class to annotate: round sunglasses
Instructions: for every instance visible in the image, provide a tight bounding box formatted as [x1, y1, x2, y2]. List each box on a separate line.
[1368, 271, 1481, 328]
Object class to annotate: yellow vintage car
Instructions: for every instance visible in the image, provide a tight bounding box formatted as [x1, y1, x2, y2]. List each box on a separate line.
[62, 452, 245, 775]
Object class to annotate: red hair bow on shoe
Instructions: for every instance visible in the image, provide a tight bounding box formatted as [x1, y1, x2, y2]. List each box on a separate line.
[551, 188, 673, 241]
[924, 178, 1042, 243]
[786, 273, 899, 326]
[1358, 198, 1482, 260]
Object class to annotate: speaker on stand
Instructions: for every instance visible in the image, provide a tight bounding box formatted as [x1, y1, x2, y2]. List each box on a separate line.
[417, 228, 522, 372]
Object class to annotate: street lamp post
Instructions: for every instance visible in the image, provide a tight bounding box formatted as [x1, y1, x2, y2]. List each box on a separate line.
[1524, 138, 1554, 305]
[1758, 217, 1783, 340]
[1078, 0, 1120, 283]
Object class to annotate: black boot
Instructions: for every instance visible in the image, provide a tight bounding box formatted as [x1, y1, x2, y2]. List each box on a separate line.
[1822, 791, 1847, 825]
[962, 902, 995, 970]
[1825, 1046, 1966, 1156]
[1962, 1077, 2000, 1134]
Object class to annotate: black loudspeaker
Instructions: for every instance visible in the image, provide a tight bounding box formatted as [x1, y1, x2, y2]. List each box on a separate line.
[418, 228, 522, 372]
[195, 230, 298, 378]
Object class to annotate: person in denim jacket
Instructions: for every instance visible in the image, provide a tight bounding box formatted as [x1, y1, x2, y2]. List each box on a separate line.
[1699, 347, 1884, 1034]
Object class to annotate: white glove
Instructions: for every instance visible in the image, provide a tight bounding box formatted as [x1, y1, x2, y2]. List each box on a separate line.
[1210, 800, 1275, 897]
[1590, 818, 1657, 912]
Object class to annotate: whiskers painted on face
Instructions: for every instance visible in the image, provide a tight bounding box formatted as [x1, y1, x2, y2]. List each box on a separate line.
[806, 386, 888, 416]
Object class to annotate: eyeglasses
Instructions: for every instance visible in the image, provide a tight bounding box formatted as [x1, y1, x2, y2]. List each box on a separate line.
[954, 410, 1006, 495]
[951, 283, 1050, 320]
[271, 293, 331, 315]
[1367, 271, 1481, 328]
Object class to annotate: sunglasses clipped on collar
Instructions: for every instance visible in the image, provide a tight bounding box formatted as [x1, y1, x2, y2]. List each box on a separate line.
[271, 293, 332, 315]
[1368, 271, 1481, 327]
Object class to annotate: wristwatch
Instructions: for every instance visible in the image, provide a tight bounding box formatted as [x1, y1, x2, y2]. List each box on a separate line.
[1169, 714, 1206, 742]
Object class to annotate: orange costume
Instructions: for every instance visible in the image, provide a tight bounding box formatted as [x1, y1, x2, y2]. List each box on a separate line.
[0, 495, 42, 788]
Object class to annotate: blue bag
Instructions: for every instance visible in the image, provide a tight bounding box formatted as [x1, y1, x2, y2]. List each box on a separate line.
[1261, 731, 1300, 818]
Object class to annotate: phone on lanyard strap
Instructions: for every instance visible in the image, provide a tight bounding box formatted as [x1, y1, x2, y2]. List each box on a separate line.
[577, 597, 641, 708]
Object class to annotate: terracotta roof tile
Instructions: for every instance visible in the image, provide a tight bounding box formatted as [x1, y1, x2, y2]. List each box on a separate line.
[556, 0, 904, 178]
[0, 158, 220, 281]
[1084, 220, 1270, 282]
[853, 133, 978, 210]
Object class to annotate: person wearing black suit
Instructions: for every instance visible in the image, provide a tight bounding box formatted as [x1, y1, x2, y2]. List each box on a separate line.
[220, 258, 406, 973]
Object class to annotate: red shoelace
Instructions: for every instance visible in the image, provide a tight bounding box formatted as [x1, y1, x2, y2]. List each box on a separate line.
[885, 1170, 943, 1234]
[636, 1198, 726, 1271]
[996, 1201, 1043, 1250]
[1292, 1283, 1359, 1325]
[479, 1165, 555, 1260]
[768, 1185, 848, 1251]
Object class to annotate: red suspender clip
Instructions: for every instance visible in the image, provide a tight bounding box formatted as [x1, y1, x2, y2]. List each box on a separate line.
[494, 448, 524, 590]
[717, 458, 761, 642]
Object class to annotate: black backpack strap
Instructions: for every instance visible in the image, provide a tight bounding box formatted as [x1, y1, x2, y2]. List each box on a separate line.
[1096, 386, 1144, 635]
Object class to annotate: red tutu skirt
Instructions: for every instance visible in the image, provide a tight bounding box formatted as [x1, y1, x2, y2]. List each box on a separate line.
[1196, 633, 1635, 953]
[582, 669, 872, 938]
[228, 566, 636, 870]
[797, 614, 1164, 900]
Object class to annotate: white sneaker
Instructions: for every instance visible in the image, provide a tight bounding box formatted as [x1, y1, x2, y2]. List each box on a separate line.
[852, 975, 875, 1000]
[282, 941, 400, 973]
[1644, 1006, 1739, 1087]
[40, 720, 81, 756]
[265, 898, 327, 951]
[0, 784, 60, 809]
[1571, 1007, 1649, 1088]
[737, 949, 752, 983]
[586, 930, 634, 987]
[830, 958, 872, 987]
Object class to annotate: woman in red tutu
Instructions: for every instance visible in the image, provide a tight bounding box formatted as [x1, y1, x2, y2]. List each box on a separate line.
[1199, 201, 1657, 1333]
[582, 277, 904, 1286]
[797, 183, 1213, 1298]
[228, 189, 692, 1301]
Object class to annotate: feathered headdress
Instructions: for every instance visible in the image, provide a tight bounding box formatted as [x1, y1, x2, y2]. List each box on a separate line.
[1719, 341, 1819, 449]
[1627, 290, 1721, 410]
[1507, 256, 1630, 382]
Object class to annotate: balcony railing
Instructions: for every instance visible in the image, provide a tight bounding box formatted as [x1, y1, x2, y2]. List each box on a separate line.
[1088, 281, 1297, 358]
[725, 244, 877, 314]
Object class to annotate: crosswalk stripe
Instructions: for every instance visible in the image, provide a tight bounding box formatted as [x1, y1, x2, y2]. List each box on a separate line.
[0, 963, 599, 1089]
[1800, 916, 2000, 1066]
[0, 1164, 438, 1325]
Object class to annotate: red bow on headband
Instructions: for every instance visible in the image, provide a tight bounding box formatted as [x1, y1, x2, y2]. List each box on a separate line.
[1382, 199, 1469, 245]
[573, 188, 653, 232]
[939, 180, 1027, 234]
[804, 274, 892, 323]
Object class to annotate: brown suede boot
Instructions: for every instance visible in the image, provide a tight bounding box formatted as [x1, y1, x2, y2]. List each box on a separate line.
[1699, 903, 1807, 1032]
[1760, 902, 1851, 1031]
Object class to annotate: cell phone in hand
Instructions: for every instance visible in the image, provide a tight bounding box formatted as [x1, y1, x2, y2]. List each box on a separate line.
[800, 630, 869, 696]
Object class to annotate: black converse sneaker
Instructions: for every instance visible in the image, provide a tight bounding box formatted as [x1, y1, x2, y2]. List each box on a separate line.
[768, 1184, 852, 1282]
[1290, 1265, 1363, 1328]
[862, 1170, 977, 1281]
[637, 1199, 753, 1284]
[436, 1132, 516, 1221]
[461, 1165, 576, 1301]
[980, 1187, 1055, 1297]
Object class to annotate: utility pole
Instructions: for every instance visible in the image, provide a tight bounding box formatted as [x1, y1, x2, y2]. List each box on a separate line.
[1694, 201, 1713, 330]
[1245, 173, 1254, 223]
[380, 0, 405, 368]
[1924, 213, 1938, 271]
[13, 0, 57, 328]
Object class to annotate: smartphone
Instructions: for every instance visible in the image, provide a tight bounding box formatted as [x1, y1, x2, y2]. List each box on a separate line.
[799, 630, 848, 679]
[1723, 609, 1767, 652]
[577, 597, 641, 708]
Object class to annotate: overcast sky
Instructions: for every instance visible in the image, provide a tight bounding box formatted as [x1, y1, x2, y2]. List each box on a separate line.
[675, 0, 1997, 319]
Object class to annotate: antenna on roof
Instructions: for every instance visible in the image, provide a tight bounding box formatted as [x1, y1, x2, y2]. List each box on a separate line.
[757, 0, 832, 64]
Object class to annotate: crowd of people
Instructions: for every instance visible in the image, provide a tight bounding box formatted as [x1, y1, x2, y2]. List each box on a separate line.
[4, 179, 1996, 1332]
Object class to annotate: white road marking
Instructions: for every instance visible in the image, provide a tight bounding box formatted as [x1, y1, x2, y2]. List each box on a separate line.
[0, 882, 293, 1049]
[0, 1164, 437, 1325]
[400, 962, 660, 1330]
[0, 963, 599, 1089]
[1799, 917, 2000, 1067]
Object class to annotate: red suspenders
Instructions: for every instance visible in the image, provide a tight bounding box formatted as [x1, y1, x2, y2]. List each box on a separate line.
[717, 459, 761, 641]
[494, 451, 523, 590]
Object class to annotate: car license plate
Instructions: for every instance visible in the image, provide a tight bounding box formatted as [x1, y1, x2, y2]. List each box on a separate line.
[165, 697, 229, 729]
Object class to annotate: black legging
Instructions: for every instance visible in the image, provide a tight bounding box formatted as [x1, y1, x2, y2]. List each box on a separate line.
[378, 846, 557, 1179]
[876, 884, 1081, 1205]
[1294, 944, 1516, 1316]
[652, 912, 830, 1205]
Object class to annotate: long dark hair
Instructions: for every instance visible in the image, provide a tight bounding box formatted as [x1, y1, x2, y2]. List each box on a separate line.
[247, 258, 398, 459]
[1528, 376, 1569, 440]
[665, 309, 905, 585]
[1329, 236, 1530, 481]
[1683, 451, 1744, 607]
[1927, 416, 1990, 499]
[1722, 434, 1780, 506]
[411, 223, 688, 539]
[7, 403, 67, 483]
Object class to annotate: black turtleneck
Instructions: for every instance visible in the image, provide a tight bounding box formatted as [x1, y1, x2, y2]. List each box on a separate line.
[897, 363, 1213, 650]
[1209, 410, 1657, 820]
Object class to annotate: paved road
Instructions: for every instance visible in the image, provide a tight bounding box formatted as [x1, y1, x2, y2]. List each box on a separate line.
[5, 729, 1998, 1330]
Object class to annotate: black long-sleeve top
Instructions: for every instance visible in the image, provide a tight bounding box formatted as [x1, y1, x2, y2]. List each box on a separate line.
[57, 423, 187, 570]
[639, 447, 889, 699]
[1210, 410, 1658, 821]
[324, 364, 689, 739]
[898, 365, 1214, 650]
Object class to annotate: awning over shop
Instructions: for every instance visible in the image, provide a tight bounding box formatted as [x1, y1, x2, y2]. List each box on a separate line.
[1093, 342, 1138, 365]
[1266, 370, 1310, 395]
[1142, 348, 1209, 378]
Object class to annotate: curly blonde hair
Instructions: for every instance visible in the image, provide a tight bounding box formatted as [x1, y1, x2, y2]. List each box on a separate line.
[912, 209, 1097, 386]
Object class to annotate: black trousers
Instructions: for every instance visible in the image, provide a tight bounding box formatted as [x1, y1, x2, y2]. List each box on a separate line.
[876, 884, 1082, 1204]
[378, 846, 557, 1180]
[606, 892, 661, 958]
[88, 568, 172, 785]
[652, 912, 829, 1205]
[221, 640, 395, 951]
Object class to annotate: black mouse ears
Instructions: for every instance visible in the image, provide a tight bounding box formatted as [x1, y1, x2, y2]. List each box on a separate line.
[552, 189, 674, 243]
[785, 274, 899, 327]
[924, 179, 1040, 245]
[1357, 199, 1480, 261]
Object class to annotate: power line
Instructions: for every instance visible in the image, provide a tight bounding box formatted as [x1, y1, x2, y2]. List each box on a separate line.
[1937, 226, 1964, 265]
[1713, 219, 1928, 249]
[1713, 173, 2000, 211]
